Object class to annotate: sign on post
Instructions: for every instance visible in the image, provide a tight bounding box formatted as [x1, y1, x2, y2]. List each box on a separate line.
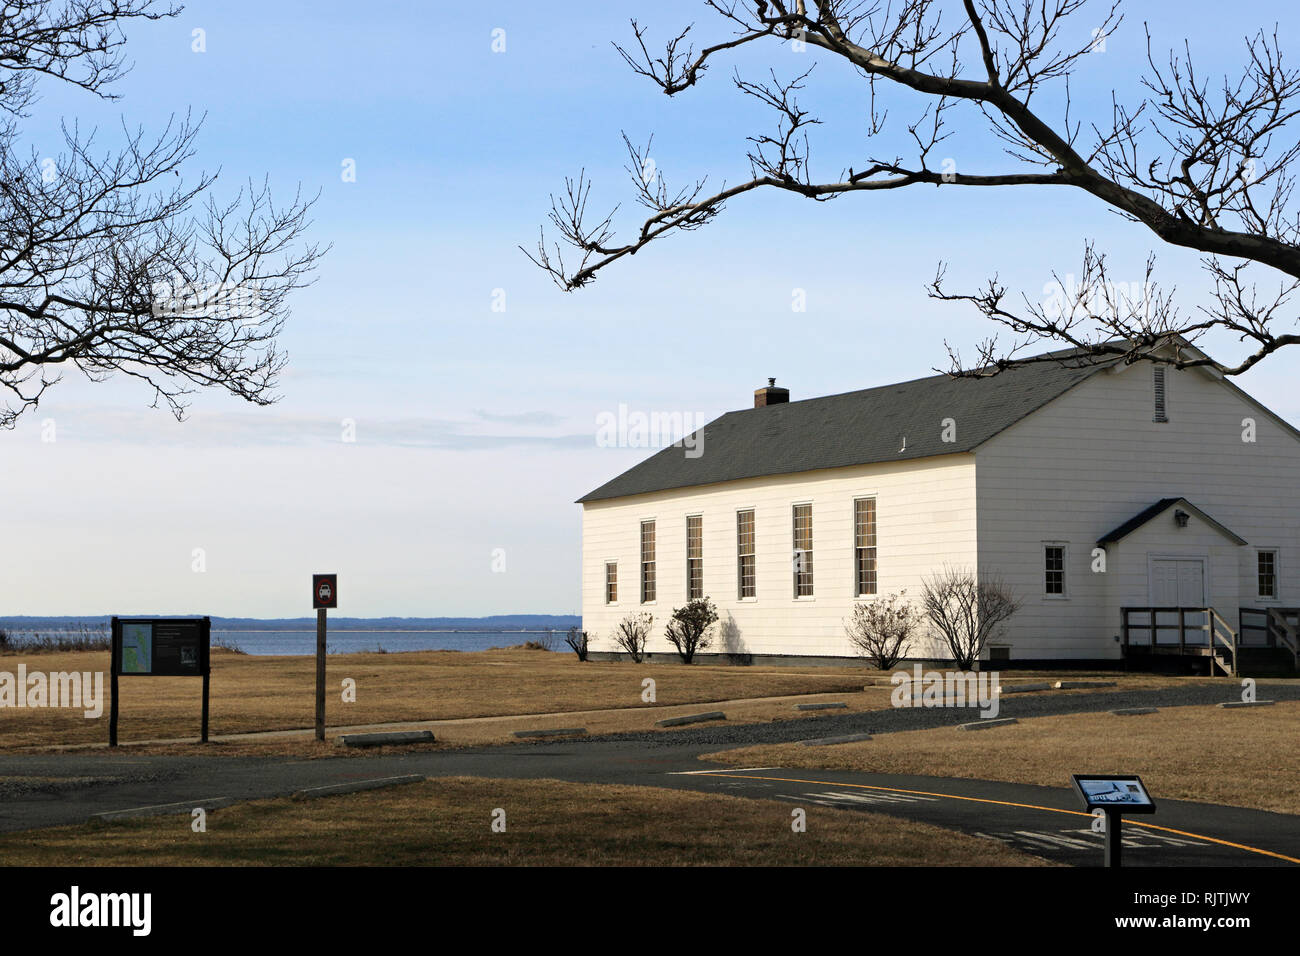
[312, 574, 337, 740]
[109, 617, 211, 746]
[313, 574, 338, 609]
[1070, 773, 1156, 867]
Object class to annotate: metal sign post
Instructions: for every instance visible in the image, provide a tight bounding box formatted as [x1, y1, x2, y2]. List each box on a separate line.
[1070, 773, 1157, 867]
[109, 616, 211, 747]
[312, 574, 338, 742]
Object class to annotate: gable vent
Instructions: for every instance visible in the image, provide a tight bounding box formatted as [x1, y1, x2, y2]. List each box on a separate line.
[1153, 365, 1168, 422]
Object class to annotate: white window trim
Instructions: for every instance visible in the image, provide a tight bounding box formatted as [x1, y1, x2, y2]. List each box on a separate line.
[1042, 541, 1069, 600]
[686, 513, 704, 601]
[852, 495, 879, 601]
[639, 516, 658, 606]
[792, 501, 814, 601]
[604, 560, 619, 606]
[735, 506, 758, 603]
[1256, 547, 1281, 604]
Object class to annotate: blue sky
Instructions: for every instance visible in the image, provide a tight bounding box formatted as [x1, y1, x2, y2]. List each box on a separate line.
[3, 0, 1298, 617]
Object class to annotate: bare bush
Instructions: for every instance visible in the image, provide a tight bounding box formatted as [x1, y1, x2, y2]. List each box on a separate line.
[920, 566, 1021, 670]
[614, 612, 653, 663]
[844, 591, 919, 670]
[565, 626, 592, 661]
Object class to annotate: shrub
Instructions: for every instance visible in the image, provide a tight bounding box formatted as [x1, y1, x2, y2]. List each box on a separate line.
[565, 626, 592, 661]
[614, 612, 653, 663]
[920, 566, 1021, 670]
[844, 591, 918, 670]
[665, 597, 719, 664]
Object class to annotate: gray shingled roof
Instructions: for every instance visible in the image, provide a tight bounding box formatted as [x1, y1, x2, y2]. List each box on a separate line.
[578, 348, 1115, 503]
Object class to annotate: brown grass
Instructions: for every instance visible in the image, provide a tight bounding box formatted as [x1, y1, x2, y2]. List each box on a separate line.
[707, 701, 1300, 815]
[1, 648, 1237, 754]
[0, 647, 870, 749]
[0, 776, 1050, 866]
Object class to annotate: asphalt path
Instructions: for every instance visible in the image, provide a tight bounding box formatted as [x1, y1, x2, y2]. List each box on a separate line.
[1, 686, 1298, 867]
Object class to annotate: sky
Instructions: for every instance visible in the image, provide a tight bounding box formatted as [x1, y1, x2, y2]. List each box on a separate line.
[2, 0, 1298, 618]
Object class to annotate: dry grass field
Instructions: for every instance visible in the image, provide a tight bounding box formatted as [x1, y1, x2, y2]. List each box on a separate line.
[0, 776, 1050, 866]
[708, 701, 1300, 815]
[0, 647, 869, 749]
[0, 646, 1233, 753]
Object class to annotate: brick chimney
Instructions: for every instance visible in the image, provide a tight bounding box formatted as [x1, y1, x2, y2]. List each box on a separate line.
[754, 377, 789, 408]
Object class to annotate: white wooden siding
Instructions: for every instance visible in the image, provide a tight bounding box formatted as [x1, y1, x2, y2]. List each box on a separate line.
[581, 362, 1300, 661]
[975, 362, 1300, 659]
[581, 454, 978, 658]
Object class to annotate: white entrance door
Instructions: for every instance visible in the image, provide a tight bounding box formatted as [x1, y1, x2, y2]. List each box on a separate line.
[1151, 558, 1207, 644]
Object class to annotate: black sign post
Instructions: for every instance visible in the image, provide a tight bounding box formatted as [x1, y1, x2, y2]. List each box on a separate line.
[1070, 773, 1157, 867]
[109, 616, 211, 747]
[312, 574, 338, 742]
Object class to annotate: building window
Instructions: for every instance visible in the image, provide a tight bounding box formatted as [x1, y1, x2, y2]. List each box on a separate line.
[737, 510, 756, 599]
[640, 520, 656, 603]
[686, 515, 703, 600]
[1044, 544, 1066, 596]
[854, 497, 877, 596]
[1153, 366, 1168, 422]
[605, 562, 617, 604]
[1258, 550, 1278, 600]
[793, 503, 814, 598]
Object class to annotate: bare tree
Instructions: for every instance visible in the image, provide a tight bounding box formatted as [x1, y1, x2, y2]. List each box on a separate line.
[844, 591, 918, 670]
[614, 611, 653, 663]
[0, 1, 326, 428]
[920, 566, 1020, 669]
[528, 1, 1300, 376]
[564, 626, 592, 661]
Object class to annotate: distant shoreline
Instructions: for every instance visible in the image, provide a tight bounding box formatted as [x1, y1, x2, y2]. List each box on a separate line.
[0, 617, 580, 633]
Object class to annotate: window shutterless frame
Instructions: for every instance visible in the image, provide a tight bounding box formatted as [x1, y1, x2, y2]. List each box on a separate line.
[639, 519, 656, 604]
[792, 502, 813, 598]
[1043, 543, 1068, 598]
[686, 514, 703, 600]
[736, 509, 756, 600]
[853, 497, 877, 597]
[605, 561, 618, 604]
[1257, 549, 1279, 601]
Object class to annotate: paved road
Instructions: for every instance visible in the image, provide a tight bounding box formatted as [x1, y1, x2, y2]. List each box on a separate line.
[2, 687, 1298, 867]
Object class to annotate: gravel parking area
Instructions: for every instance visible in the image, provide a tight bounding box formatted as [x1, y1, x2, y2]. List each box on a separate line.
[579, 682, 1300, 749]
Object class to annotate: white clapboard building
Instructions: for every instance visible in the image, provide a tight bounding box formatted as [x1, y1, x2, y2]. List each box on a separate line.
[577, 342, 1300, 671]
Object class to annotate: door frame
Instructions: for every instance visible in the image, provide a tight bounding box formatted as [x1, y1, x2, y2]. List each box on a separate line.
[1146, 552, 1210, 606]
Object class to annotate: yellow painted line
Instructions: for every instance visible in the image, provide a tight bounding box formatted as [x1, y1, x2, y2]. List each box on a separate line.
[699, 772, 1300, 865]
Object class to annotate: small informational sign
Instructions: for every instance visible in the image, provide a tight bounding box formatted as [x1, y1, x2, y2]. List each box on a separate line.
[113, 618, 208, 677]
[1071, 774, 1156, 813]
[313, 573, 338, 609]
[109, 617, 212, 746]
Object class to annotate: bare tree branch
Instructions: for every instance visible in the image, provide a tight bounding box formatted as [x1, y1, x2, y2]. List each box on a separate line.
[0, 1, 328, 427]
[528, 0, 1300, 375]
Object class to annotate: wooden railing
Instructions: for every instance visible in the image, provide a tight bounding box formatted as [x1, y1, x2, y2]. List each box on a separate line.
[1209, 608, 1238, 677]
[1120, 606, 1236, 676]
[1267, 608, 1300, 671]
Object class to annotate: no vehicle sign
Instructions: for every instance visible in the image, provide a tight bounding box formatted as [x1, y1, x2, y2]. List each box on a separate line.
[313, 574, 338, 609]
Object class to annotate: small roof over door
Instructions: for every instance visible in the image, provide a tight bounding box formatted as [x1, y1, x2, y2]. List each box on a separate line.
[1096, 498, 1248, 547]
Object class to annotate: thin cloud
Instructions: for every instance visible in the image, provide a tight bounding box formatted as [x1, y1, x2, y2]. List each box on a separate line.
[24, 406, 593, 450]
